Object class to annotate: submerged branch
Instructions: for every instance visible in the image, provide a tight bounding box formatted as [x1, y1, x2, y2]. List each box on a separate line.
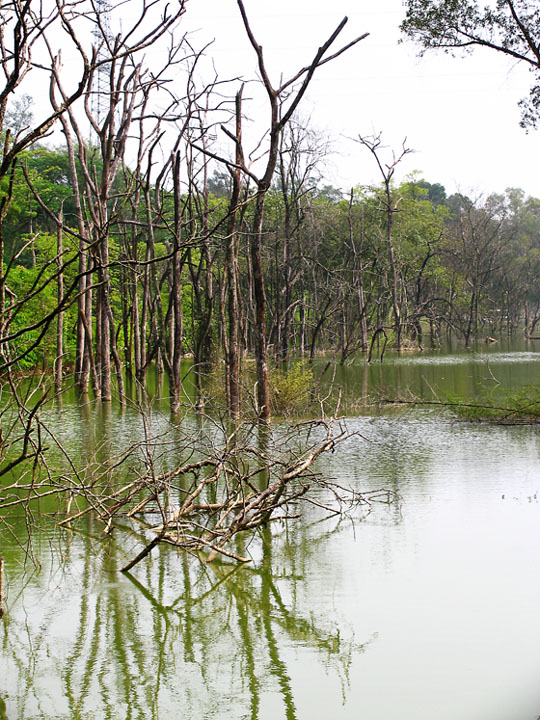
[112, 418, 400, 571]
[1, 396, 399, 573]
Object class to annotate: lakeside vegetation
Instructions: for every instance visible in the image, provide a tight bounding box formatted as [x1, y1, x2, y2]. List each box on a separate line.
[4, 1, 540, 717]
[6, 141, 540, 396]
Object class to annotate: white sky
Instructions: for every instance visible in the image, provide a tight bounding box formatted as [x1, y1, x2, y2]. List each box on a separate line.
[183, 0, 539, 199]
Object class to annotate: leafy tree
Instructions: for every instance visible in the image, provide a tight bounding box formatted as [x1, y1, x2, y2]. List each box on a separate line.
[207, 169, 232, 199]
[392, 179, 448, 344]
[416, 180, 447, 206]
[1, 146, 75, 264]
[401, 0, 540, 128]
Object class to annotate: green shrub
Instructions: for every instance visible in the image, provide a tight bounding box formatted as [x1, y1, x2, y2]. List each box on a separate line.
[204, 359, 315, 417]
[268, 361, 314, 416]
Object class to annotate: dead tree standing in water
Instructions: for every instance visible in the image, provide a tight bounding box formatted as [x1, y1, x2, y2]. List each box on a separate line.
[357, 135, 412, 351]
[231, 0, 368, 422]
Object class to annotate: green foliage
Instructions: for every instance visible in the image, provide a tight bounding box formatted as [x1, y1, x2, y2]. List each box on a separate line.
[2, 228, 79, 369]
[5, 136, 540, 391]
[5, 262, 57, 368]
[206, 360, 314, 418]
[268, 361, 314, 416]
[401, 0, 540, 128]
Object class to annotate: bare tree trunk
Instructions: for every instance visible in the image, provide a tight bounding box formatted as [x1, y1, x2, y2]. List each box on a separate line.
[96, 240, 112, 401]
[251, 193, 272, 421]
[118, 228, 133, 378]
[348, 191, 369, 351]
[299, 294, 306, 358]
[228, 0, 366, 421]
[386, 204, 402, 349]
[170, 151, 184, 413]
[356, 135, 412, 351]
[225, 90, 245, 418]
[55, 215, 64, 395]
[465, 286, 476, 347]
[59, 116, 93, 394]
[138, 187, 160, 381]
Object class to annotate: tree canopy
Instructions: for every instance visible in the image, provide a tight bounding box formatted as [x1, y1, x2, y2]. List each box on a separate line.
[401, 0, 540, 127]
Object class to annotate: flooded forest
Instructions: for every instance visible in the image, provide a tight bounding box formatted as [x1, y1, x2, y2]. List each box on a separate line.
[3, 0, 540, 718]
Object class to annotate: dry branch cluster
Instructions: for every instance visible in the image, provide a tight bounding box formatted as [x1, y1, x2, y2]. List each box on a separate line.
[84, 418, 397, 571]
[0, 409, 399, 571]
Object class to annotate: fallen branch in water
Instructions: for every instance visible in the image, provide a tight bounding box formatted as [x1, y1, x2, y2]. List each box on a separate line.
[382, 395, 540, 424]
[111, 414, 402, 571]
[0, 401, 400, 572]
[118, 419, 358, 571]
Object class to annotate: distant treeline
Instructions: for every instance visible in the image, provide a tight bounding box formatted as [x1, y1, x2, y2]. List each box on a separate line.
[4, 141, 540, 405]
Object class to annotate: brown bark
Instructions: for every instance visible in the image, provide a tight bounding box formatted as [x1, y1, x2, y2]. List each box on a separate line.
[234, 0, 367, 421]
[55, 215, 64, 395]
[250, 193, 272, 421]
[357, 135, 412, 350]
[225, 89, 245, 418]
[347, 190, 369, 352]
[169, 151, 184, 413]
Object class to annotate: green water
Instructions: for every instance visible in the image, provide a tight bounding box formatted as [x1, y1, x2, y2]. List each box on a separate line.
[3, 342, 540, 719]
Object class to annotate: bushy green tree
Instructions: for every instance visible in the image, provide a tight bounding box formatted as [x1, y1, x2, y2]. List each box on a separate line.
[401, 0, 540, 128]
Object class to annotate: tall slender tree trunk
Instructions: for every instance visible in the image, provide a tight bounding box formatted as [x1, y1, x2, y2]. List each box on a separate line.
[251, 193, 271, 422]
[96, 237, 112, 401]
[227, 229, 241, 417]
[280, 232, 292, 363]
[386, 192, 402, 350]
[299, 294, 306, 358]
[348, 193, 369, 351]
[60, 117, 92, 394]
[225, 89, 245, 419]
[55, 215, 64, 395]
[170, 151, 184, 413]
[465, 286, 476, 346]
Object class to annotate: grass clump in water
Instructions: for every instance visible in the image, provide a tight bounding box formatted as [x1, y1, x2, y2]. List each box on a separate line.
[268, 360, 314, 417]
[447, 384, 540, 423]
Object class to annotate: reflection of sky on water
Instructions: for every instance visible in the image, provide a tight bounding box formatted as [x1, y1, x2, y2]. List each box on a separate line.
[383, 351, 540, 366]
[3, 383, 540, 717]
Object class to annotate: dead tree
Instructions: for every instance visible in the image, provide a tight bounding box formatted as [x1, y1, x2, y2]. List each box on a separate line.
[274, 121, 327, 363]
[38, 415, 397, 570]
[229, 0, 368, 422]
[0, 0, 94, 372]
[184, 86, 227, 410]
[347, 189, 369, 352]
[356, 135, 412, 351]
[50, 2, 188, 399]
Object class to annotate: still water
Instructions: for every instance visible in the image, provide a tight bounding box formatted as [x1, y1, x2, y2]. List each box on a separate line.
[3, 343, 540, 719]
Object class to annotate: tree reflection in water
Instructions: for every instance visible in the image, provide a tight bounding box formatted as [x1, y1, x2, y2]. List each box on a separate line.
[0, 510, 372, 719]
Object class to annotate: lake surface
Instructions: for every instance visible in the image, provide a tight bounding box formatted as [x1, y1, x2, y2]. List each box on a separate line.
[2, 342, 540, 719]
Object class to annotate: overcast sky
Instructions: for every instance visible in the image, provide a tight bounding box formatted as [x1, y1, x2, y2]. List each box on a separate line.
[184, 0, 538, 199]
